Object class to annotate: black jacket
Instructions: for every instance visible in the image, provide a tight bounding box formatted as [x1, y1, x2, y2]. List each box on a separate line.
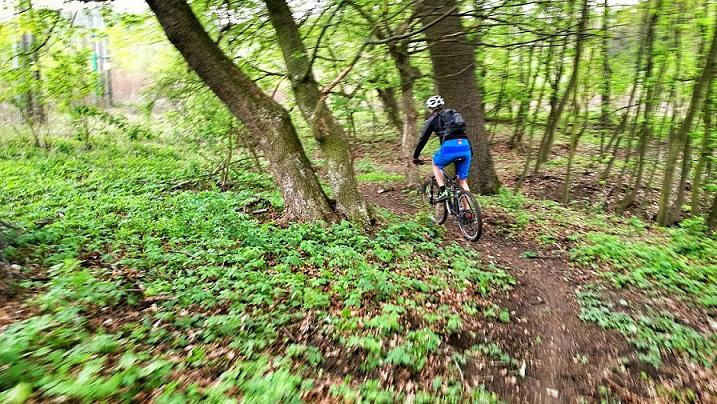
[412, 110, 467, 159]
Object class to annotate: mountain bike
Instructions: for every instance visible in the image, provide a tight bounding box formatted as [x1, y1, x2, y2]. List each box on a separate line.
[417, 160, 483, 241]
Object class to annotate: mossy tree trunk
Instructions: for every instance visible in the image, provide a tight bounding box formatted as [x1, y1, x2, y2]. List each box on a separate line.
[146, 0, 336, 223]
[263, 0, 373, 227]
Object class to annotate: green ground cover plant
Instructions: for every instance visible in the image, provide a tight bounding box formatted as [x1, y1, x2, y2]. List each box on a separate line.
[0, 137, 511, 402]
[572, 218, 717, 307]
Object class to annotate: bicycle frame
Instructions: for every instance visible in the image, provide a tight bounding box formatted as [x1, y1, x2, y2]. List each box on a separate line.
[419, 160, 482, 241]
[438, 169, 463, 216]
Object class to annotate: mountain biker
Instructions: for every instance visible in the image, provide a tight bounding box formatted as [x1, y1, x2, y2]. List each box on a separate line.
[412, 95, 472, 201]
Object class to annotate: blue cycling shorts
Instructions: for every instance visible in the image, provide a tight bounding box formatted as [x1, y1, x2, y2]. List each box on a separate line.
[433, 138, 472, 180]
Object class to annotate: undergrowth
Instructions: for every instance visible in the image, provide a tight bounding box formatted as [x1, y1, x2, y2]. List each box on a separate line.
[571, 218, 717, 307]
[0, 137, 507, 402]
[577, 286, 716, 368]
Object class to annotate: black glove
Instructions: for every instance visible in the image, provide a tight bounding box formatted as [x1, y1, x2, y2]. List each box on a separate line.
[412, 158, 421, 166]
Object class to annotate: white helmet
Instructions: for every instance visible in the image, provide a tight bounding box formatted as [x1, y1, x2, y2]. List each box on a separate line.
[425, 95, 445, 110]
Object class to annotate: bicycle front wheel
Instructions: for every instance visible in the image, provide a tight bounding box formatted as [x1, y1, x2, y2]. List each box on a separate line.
[420, 177, 448, 225]
[456, 190, 482, 241]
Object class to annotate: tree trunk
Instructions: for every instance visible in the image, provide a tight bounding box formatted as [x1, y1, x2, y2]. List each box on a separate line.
[263, 0, 372, 226]
[375, 86, 403, 135]
[418, 0, 501, 194]
[346, 1, 421, 188]
[669, 135, 693, 223]
[563, 48, 594, 203]
[657, 11, 717, 225]
[707, 188, 717, 229]
[534, 34, 568, 172]
[16, 0, 46, 145]
[619, 0, 663, 212]
[510, 44, 539, 151]
[535, 0, 588, 168]
[390, 42, 421, 187]
[517, 38, 554, 189]
[690, 80, 714, 213]
[490, 47, 512, 129]
[600, 1, 653, 180]
[600, 0, 612, 131]
[146, 0, 336, 223]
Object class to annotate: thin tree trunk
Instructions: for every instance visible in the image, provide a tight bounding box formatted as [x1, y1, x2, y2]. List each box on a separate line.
[657, 12, 717, 225]
[517, 39, 553, 189]
[490, 47, 512, 135]
[418, 0, 501, 194]
[669, 135, 693, 223]
[349, 1, 422, 188]
[237, 126, 263, 173]
[534, 31, 569, 172]
[600, 0, 612, 132]
[388, 39, 421, 187]
[619, 0, 663, 211]
[690, 80, 714, 214]
[535, 0, 588, 168]
[707, 188, 717, 229]
[18, 0, 46, 127]
[263, 0, 372, 226]
[617, 100, 644, 186]
[563, 48, 594, 203]
[601, 1, 652, 162]
[146, 0, 336, 222]
[375, 86, 403, 135]
[510, 44, 539, 151]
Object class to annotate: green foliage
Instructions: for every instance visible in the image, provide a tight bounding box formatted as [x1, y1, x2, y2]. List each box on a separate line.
[571, 221, 717, 307]
[0, 137, 510, 401]
[468, 343, 518, 368]
[357, 171, 406, 183]
[0, 310, 172, 402]
[45, 49, 97, 111]
[577, 287, 716, 367]
[355, 160, 406, 183]
[385, 328, 441, 371]
[69, 105, 152, 142]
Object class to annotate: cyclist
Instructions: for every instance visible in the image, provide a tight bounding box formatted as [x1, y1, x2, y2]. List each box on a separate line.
[412, 95, 472, 201]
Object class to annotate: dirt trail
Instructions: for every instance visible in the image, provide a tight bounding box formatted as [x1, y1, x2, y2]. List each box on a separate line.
[363, 185, 634, 403]
[470, 231, 629, 403]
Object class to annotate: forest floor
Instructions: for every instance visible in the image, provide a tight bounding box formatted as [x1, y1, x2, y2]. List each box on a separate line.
[362, 185, 649, 403]
[358, 130, 716, 403]
[1, 131, 715, 403]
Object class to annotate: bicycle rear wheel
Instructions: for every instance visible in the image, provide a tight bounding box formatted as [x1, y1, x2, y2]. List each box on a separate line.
[420, 177, 448, 225]
[456, 190, 482, 241]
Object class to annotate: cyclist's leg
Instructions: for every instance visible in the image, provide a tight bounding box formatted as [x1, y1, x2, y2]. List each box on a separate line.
[457, 178, 469, 192]
[455, 151, 471, 188]
[454, 150, 472, 208]
[432, 163, 445, 187]
[432, 147, 453, 187]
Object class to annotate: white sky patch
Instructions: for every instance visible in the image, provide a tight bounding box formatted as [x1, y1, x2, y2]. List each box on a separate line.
[1, 0, 147, 21]
[0, 0, 641, 25]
